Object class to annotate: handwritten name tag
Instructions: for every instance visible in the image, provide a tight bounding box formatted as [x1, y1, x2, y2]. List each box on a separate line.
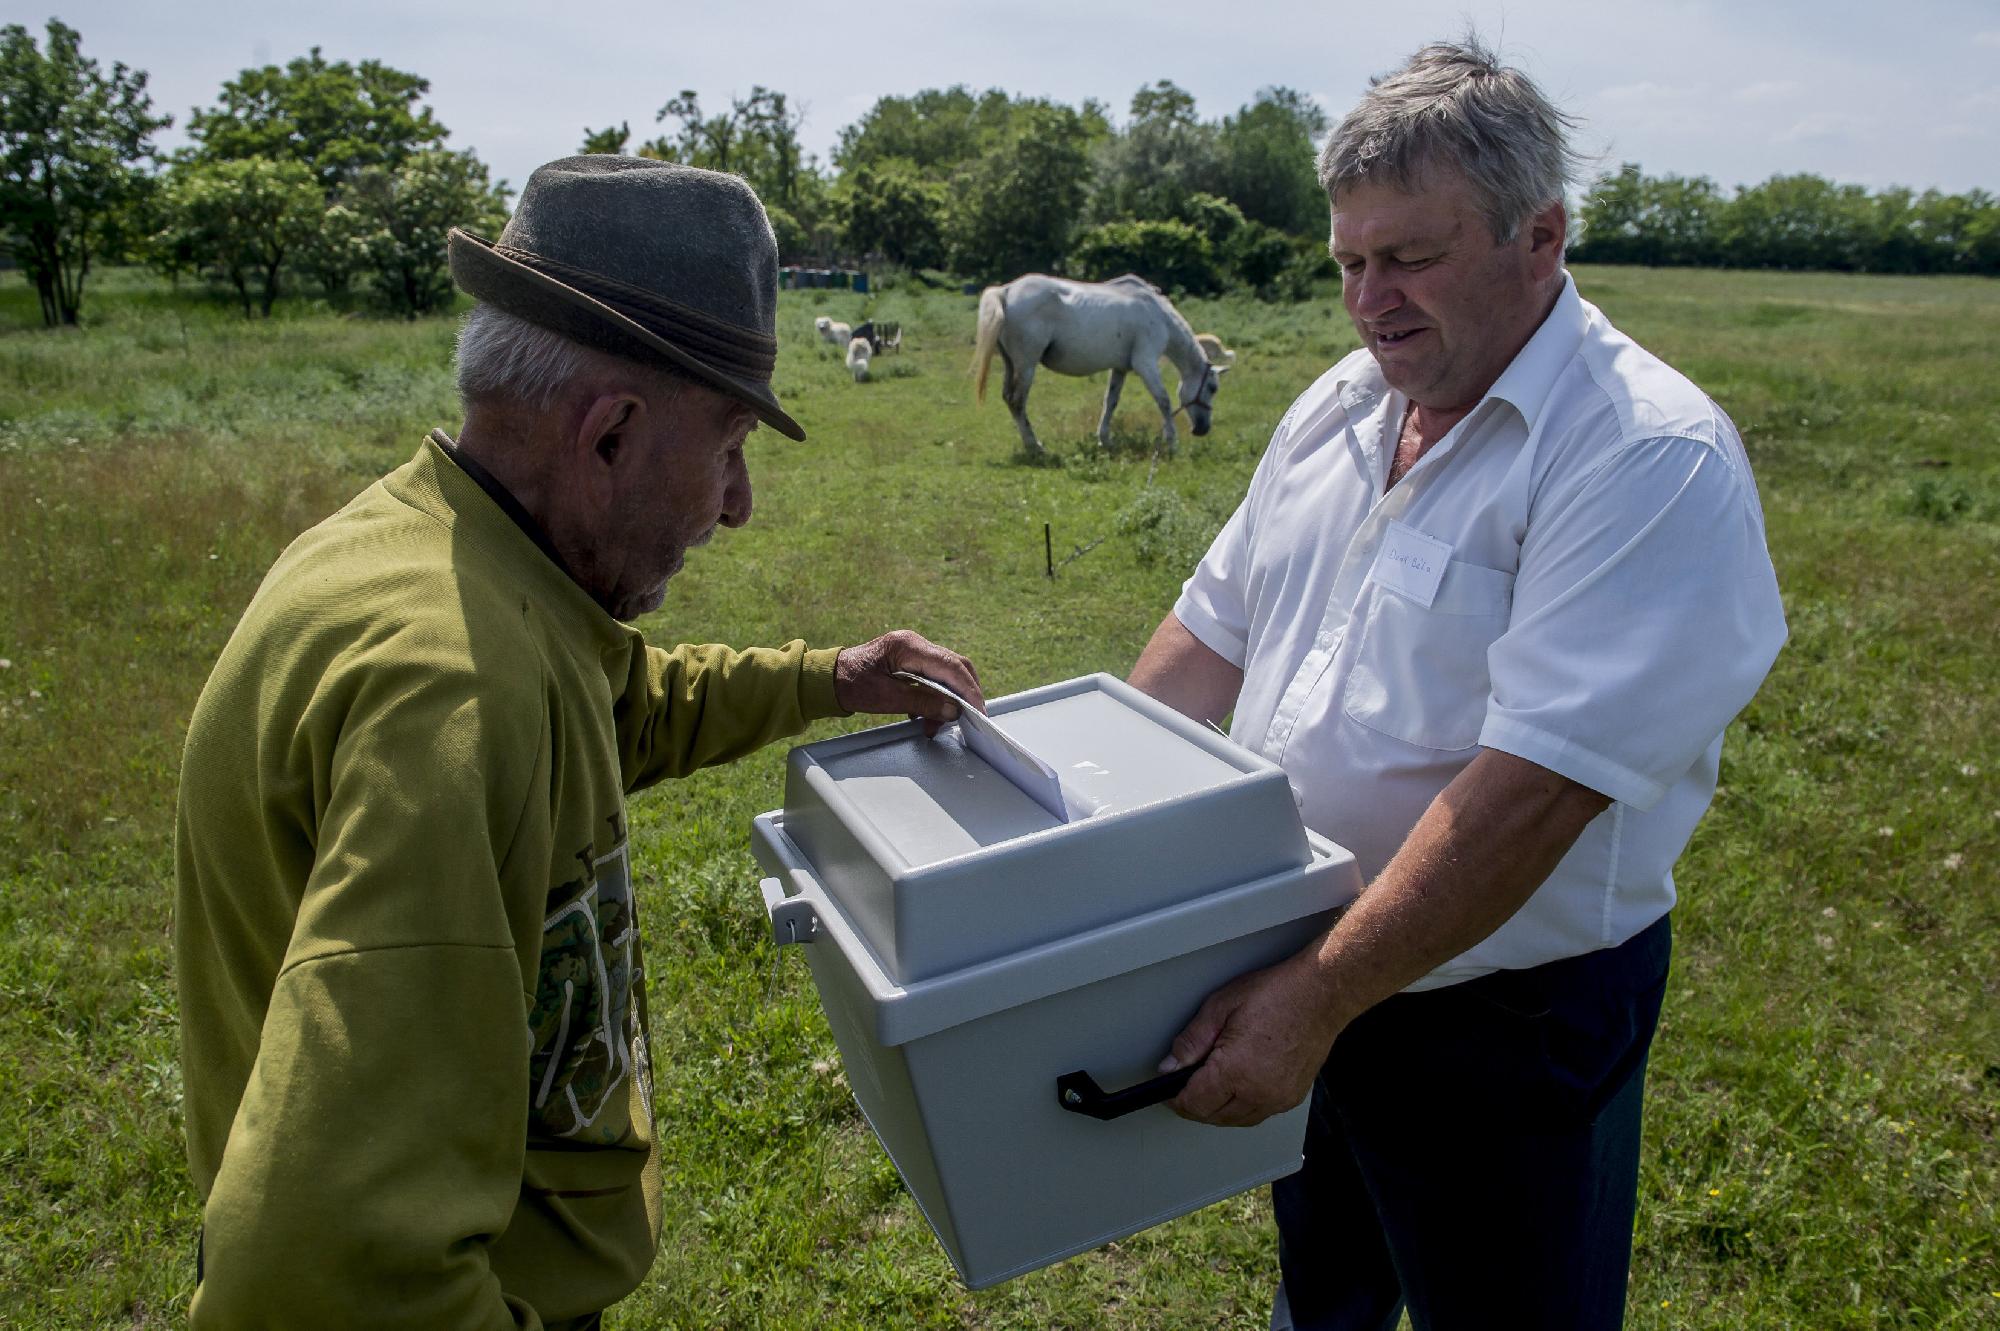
[1369, 521, 1453, 608]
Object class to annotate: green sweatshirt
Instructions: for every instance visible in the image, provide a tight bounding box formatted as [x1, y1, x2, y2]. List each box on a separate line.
[175, 436, 845, 1328]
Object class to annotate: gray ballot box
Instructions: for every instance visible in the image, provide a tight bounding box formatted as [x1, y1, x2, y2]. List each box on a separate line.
[752, 673, 1361, 1289]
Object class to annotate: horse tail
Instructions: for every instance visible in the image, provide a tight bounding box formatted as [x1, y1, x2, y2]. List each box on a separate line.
[972, 285, 1005, 402]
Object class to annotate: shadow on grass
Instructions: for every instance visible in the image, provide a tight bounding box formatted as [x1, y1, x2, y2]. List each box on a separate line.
[991, 425, 1181, 472]
[1095, 424, 1175, 461]
[1000, 444, 1067, 469]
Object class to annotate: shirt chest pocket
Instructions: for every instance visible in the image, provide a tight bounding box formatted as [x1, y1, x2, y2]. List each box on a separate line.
[1342, 559, 1515, 751]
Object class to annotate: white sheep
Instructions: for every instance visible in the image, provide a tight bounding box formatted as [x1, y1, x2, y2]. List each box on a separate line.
[816, 317, 852, 345]
[815, 315, 832, 341]
[845, 335, 872, 383]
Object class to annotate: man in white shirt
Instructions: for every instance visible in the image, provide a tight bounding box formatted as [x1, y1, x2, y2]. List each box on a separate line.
[1128, 36, 1786, 1330]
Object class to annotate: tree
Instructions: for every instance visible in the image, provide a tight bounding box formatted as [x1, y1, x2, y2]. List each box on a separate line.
[1181, 192, 1244, 249]
[160, 157, 321, 316]
[186, 49, 446, 195]
[1718, 174, 1871, 271]
[945, 103, 1096, 281]
[1227, 220, 1295, 293]
[839, 157, 947, 268]
[1572, 163, 1645, 263]
[1913, 188, 1998, 274]
[0, 19, 169, 326]
[580, 121, 629, 155]
[1068, 219, 1219, 294]
[1645, 173, 1724, 267]
[742, 88, 810, 215]
[1573, 164, 1722, 267]
[1963, 196, 2000, 275]
[641, 86, 819, 219]
[643, 89, 738, 168]
[1089, 80, 1223, 227]
[835, 86, 1016, 174]
[837, 86, 1109, 174]
[1571, 166, 2000, 274]
[295, 197, 368, 297]
[347, 149, 509, 316]
[1214, 87, 1328, 237]
[762, 202, 807, 263]
[1129, 79, 1197, 127]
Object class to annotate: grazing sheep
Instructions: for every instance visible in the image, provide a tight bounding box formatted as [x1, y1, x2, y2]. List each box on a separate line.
[1195, 332, 1236, 368]
[820, 319, 852, 346]
[846, 335, 872, 382]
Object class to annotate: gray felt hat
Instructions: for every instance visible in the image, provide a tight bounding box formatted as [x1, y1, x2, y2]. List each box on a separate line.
[449, 156, 804, 441]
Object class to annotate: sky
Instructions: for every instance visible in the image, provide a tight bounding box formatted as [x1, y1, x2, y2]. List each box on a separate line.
[36, 0, 2000, 201]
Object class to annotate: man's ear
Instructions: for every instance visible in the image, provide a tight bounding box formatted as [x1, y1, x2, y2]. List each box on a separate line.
[575, 392, 641, 471]
[1526, 201, 1567, 279]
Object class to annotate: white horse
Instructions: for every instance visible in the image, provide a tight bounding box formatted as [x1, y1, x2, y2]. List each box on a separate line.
[972, 273, 1227, 456]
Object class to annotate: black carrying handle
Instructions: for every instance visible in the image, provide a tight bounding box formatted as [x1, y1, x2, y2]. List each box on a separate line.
[1055, 1060, 1203, 1121]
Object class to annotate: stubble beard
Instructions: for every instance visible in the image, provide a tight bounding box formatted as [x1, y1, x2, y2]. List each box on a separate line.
[614, 523, 717, 621]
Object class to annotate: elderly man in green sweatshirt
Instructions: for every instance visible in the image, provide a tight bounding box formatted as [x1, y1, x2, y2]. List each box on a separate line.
[174, 158, 984, 1329]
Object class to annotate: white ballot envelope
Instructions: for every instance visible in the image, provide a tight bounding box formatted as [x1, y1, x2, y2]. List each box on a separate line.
[894, 671, 1076, 822]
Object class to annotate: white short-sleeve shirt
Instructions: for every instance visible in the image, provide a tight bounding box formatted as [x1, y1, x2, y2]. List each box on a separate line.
[1175, 273, 1787, 990]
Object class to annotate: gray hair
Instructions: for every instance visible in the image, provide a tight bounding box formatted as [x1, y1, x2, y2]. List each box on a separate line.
[455, 304, 690, 411]
[1317, 33, 1584, 241]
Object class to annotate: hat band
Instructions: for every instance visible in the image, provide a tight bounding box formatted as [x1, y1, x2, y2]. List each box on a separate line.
[496, 244, 779, 380]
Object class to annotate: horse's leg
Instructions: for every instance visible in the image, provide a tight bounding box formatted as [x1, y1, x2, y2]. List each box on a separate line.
[1000, 350, 1044, 455]
[1137, 362, 1178, 453]
[1097, 370, 1126, 448]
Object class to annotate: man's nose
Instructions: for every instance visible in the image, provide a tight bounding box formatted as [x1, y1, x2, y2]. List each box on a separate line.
[1349, 264, 1402, 320]
[719, 461, 753, 528]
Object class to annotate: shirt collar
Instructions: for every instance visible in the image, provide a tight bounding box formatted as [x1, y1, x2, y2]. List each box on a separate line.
[1482, 270, 1584, 432]
[428, 427, 582, 586]
[1326, 269, 1586, 432]
[426, 429, 637, 643]
[403, 433, 635, 656]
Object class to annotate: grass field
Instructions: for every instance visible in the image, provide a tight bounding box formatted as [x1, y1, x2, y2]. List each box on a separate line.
[1, 263, 1996, 1328]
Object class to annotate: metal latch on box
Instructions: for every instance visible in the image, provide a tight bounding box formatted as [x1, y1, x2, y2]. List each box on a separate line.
[759, 877, 820, 947]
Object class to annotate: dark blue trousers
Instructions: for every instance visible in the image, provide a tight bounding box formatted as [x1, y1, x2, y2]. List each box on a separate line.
[1272, 915, 1672, 1331]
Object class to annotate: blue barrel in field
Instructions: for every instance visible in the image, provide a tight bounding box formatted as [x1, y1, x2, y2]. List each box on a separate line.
[853, 271, 869, 294]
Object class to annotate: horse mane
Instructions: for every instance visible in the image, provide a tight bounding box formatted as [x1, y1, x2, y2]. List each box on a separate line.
[1132, 282, 1204, 378]
[1106, 272, 1163, 295]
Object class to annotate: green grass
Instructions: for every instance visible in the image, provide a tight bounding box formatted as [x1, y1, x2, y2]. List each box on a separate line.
[1, 265, 1996, 1328]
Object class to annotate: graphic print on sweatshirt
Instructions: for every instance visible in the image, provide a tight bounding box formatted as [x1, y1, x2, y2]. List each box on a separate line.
[528, 824, 646, 1143]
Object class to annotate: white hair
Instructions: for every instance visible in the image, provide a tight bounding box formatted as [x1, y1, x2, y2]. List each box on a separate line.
[454, 304, 693, 412]
[1318, 33, 1585, 241]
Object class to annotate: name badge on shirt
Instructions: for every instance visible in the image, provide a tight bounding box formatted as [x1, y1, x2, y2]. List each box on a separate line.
[1369, 521, 1453, 608]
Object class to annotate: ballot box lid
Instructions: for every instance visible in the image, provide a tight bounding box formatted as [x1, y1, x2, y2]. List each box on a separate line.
[775, 674, 1312, 982]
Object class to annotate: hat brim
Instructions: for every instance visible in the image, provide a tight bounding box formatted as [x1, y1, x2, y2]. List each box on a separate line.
[449, 229, 806, 443]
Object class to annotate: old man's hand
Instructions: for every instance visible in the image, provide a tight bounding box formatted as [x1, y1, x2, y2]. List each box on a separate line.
[1160, 952, 1345, 1128]
[834, 630, 985, 737]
